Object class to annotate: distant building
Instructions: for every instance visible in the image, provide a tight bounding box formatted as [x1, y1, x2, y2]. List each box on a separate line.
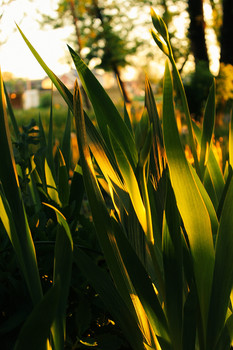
[23, 89, 40, 110]
[41, 69, 116, 91]
[10, 92, 23, 109]
[7, 68, 119, 110]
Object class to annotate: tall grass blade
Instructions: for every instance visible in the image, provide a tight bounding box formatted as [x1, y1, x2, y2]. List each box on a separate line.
[217, 166, 233, 219]
[44, 159, 61, 206]
[193, 122, 225, 205]
[124, 102, 133, 133]
[44, 204, 73, 350]
[229, 106, 233, 168]
[14, 284, 60, 350]
[47, 94, 56, 179]
[226, 313, 233, 347]
[151, 9, 200, 175]
[162, 60, 214, 341]
[145, 76, 165, 187]
[207, 176, 233, 349]
[0, 69, 42, 305]
[61, 109, 72, 173]
[73, 247, 145, 350]
[111, 217, 170, 348]
[108, 128, 147, 233]
[199, 80, 215, 180]
[3, 82, 20, 139]
[162, 181, 183, 350]
[57, 149, 70, 207]
[16, 24, 73, 110]
[68, 164, 85, 224]
[182, 288, 197, 350]
[16, 25, 125, 187]
[189, 164, 219, 237]
[36, 115, 47, 187]
[68, 46, 138, 169]
[73, 80, 169, 348]
[86, 121, 124, 190]
[73, 80, 139, 318]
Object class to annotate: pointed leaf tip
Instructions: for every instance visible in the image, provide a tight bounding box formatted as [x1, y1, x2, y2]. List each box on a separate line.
[151, 30, 169, 56]
[151, 8, 169, 43]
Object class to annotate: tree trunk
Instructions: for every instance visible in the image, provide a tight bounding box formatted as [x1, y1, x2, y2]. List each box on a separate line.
[113, 65, 131, 104]
[69, 0, 82, 52]
[92, 0, 131, 103]
[220, 0, 233, 65]
[187, 0, 209, 67]
[69, 0, 91, 110]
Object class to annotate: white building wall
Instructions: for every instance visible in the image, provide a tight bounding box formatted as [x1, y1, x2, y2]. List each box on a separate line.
[23, 90, 40, 109]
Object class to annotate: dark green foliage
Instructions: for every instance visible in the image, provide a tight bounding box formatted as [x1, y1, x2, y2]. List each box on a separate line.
[39, 93, 52, 109]
[183, 61, 213, 121]
[2, 8, 233, 350]
[0, 84, 131, 349]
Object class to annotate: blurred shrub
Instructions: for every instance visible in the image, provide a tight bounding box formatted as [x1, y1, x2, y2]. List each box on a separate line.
[216, 63, 233, 114]
[39, 93, 51, 108]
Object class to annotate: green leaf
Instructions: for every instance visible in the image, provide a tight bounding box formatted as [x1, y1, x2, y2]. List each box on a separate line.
[182, 288, 197, 350]
[135, 109, 150, 154]
[123, 102, 133, 133]
[189, 163, 219, 238]
[68, 164, 85, 222]
[0, 69, 42, 305]
[162, 60, 214, 339]
[229, 107, 233, 168]
[73, 80, 138, 316]
[68, 46, 138, 169]
[111, 217, 170, 348]
[150, 30, 169, 56]
[3, 82, 20, 139]
[73, 80, 164, 348]
[44, 203, 73, 350]
[207, 176, 233, 349]
[193, 122, 224, 206]
[14, 284, 60, 350]
[61, 109, 72, 173]
[162, 180, 183, 350]
[217, 166, 233, 219]
[36, 115, 47, 187]
[73, 248, 145, 350]
[145, 75, 163, 153]
[16, 25, 126, 190]
[151, 10, 200, 175]
[86, 121, 124, 190]
[47, 95, 56, 179]
[226, 313, 233, 347]
[28, 167, 42, 214]
[199, 80, 215, 179]
[108, 128, 147, 233]
[151, 7, 169, 43]
[44, 158, 61, 206]
[57, 149, 70, 207]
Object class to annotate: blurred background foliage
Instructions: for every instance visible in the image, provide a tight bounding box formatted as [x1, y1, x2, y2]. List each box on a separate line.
[1, 0, 233, 122]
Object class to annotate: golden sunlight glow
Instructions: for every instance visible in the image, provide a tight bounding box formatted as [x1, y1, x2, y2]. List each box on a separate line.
[0, 0, 222, 79]
[203, 2, 220, 75]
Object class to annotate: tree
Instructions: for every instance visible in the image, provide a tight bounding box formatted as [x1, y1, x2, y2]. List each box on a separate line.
[187, 0, 209, 68]
[40, 0, 144, 103]
[220, 0, 233, 65]
[183, 0, 233, 120]
[83, 0, 141, 102]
